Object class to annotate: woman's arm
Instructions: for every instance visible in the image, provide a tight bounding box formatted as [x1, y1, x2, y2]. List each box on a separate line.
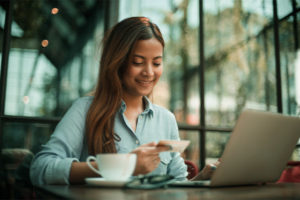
[69, 161, 99, 184]
[30, 98, 91, 186]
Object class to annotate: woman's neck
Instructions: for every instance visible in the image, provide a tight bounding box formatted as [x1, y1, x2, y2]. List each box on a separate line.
[122, 94, 144, 132]
[122, 94, 144, 112]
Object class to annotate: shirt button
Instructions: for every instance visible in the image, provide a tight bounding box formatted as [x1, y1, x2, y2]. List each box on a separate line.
[136, 140, 139, 145]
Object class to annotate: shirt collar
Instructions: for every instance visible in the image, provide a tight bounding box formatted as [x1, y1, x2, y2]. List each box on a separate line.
[120, 100, 127, 114]
[143, 96, 154, 117]
[119, 96, 154, 117]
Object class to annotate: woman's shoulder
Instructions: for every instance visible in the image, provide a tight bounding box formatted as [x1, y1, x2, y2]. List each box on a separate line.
[58, 96, 94, 123]
[71, 96, 94, 111]
[74, 96, 94, 104]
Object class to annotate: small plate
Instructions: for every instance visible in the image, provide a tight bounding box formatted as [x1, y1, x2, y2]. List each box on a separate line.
[85, 177, 128, 187]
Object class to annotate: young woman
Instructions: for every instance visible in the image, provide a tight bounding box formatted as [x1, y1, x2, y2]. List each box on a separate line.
[30, 17, 215, 185]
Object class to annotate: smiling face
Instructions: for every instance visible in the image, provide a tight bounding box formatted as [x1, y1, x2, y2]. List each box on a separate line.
[122, 38, 163, 98]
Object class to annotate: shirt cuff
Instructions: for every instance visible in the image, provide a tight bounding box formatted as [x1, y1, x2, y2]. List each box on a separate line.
[45, 157, 79, 184]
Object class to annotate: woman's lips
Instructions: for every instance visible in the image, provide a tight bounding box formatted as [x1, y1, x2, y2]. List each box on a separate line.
[136, 79, 154, 87]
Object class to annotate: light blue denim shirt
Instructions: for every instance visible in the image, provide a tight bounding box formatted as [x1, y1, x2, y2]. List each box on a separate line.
[30, 96, 187, 185]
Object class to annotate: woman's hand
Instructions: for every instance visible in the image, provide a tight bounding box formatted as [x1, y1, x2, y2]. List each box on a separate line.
[131, 142, 169, 175]
[191, 160, 220, 181]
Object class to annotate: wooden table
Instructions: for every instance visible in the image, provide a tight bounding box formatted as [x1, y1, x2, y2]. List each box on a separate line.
[36, 183, 300, 200]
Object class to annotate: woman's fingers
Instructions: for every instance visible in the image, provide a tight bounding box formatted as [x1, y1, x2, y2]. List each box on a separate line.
[135, 142, 170, 154]
[139, 141, 157, 147]
[214, 159, 221, 167]
[209, 163, 217, 171]
[156, 145, 171, 152]
[191, 163, 218, 181]
[131, 145, 163, 175]
[131, 141, 176, 175]
[134, 146, 160, 155]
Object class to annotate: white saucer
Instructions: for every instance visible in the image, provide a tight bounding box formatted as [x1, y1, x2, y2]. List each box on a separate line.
[85, 177, 129, 187]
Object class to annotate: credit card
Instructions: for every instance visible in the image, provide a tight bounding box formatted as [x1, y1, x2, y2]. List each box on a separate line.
[157, 140, 190, 153]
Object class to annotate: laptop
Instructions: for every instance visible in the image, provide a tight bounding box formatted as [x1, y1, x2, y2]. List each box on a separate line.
[170, 109, 300, 187]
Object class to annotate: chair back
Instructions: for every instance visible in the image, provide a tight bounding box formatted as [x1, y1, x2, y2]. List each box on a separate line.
[277, 161, 300, 183]
[184, 160, 198, 180]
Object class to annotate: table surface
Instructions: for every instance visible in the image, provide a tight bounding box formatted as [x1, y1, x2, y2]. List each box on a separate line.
[37, 183, 300, 200]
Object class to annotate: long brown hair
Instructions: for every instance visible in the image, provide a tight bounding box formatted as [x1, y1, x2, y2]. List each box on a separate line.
[85, 17, 165, 155]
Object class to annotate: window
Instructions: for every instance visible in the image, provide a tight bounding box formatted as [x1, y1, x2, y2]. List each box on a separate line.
[119, 0, 300, 168]
[0, 0, 106, 154]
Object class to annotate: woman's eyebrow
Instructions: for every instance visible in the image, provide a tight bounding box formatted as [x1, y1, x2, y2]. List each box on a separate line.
[153, 56, 162, 60]
[133, 55, 144, 59]
[133, 55, 162, 60]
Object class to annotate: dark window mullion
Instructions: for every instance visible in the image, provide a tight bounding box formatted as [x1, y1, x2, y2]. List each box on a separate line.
[0, 0, 14, 192]
[198, 0, 206, 170]
[292, 0, 299, 50]
[273, 0, 283, 113]
[178, 125, 232, 133]
[0, 0, 13, 116]
[0, 115, 60, 125]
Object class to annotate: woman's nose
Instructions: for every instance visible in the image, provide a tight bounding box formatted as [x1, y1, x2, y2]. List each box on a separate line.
[142, 64, 154, 76]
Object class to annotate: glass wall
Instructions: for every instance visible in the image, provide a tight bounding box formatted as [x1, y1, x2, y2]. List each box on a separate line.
[279, 15, 297, 115]
[4, 0, 104, 117]
[206, 131, 231, 163]
[0, 0, 106, 160]
[119, 0, 300, 166]
[204, 0, 277, 128]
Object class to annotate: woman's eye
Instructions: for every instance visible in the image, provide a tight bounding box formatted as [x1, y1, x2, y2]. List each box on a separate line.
[133, 62, 143, 65]
[153, 63, 161, 67]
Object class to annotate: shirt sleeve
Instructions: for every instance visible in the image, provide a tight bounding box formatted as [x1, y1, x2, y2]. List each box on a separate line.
[167, 114, 188, 180]
[30, 98, 90, 186]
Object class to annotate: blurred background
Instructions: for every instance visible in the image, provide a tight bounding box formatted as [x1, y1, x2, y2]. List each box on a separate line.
[0, 0, 300, 181]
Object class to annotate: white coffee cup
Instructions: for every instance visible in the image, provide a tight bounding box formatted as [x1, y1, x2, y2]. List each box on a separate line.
[86, 153, 137, 181]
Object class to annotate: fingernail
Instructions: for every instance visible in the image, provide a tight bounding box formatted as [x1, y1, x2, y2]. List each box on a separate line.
[210, 164, 217, 170]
